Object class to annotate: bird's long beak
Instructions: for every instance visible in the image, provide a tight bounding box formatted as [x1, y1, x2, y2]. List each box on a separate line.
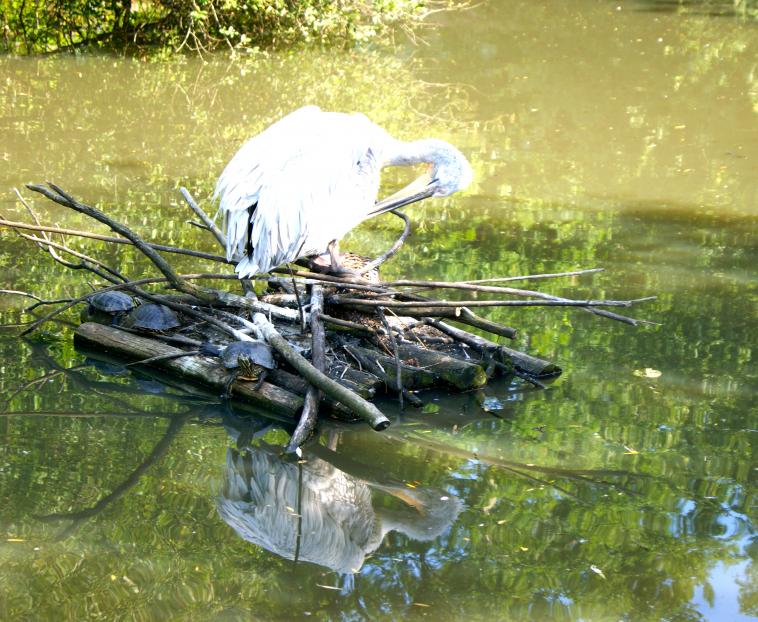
[369, 172, 437, 217]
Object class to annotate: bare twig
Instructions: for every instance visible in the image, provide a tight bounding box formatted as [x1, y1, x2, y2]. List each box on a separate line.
[330, 296, 655, 309]
[377, 306, 403, 410]
[17, 232, 128, 283]
[26, 183, 214, 301]
[287, 264, 307, 332]
[0, 216, 227, 263]
[385, 268, 605, 286]
[179, 186, 226, 248]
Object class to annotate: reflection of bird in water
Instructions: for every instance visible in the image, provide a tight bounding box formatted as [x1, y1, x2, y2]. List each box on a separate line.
[214, 105, 472, 277]
[217, 445, 463, 574]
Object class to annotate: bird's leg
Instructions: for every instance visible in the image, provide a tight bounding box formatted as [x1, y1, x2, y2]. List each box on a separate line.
[327, 239, 342, 272]
[325, 240, 361, 277]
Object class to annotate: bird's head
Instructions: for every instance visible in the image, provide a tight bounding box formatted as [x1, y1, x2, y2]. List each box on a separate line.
[371, 138, 473, 216]
[426, 139, 473, 197]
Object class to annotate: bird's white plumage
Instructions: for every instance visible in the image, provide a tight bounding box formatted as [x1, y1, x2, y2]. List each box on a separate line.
[214, 105, 471, 277]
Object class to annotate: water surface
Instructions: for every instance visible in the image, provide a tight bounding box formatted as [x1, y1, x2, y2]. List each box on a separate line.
[0, 1, 756, 620]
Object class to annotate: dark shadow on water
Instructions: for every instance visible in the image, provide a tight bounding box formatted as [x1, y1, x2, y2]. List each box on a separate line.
[623, 0, 758, 19]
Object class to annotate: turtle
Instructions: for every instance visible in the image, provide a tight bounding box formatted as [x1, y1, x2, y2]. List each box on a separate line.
[200, 340, 277, 397]
[81, 291, 135, 325]
[120, 303, 180, 331]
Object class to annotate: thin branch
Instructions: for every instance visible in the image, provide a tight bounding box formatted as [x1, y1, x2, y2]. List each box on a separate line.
[287, 264, 307, 332]
[179, 186, 226, 249]
[0, 216, 227, 263]
[17, 232, 128, 283]
[388, 268, 605, 286]
[17, 273, 237, 336]
[26, 183, 213, 300]
[377, 306, 403, 411]
[0, 289, 46, 303]
[125, 351, 200, 367]
[330, 296, 655, 309]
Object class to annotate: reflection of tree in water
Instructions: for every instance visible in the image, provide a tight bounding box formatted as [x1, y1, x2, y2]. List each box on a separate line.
[218, 442, 463, 574]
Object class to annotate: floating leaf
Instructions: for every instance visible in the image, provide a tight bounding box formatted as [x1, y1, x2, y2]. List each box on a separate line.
[590, 565, 606, 579]
[422, 403, 440, 414]
[633, 368, 662, 378]
[482, 497, 497, 513]
[480, 396, 504, 412]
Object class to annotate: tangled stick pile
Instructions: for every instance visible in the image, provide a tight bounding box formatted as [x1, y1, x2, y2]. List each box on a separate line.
[0, 182, 655, 452]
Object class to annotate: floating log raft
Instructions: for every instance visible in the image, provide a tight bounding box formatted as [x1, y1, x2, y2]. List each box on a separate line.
[1, 182, 656, 450]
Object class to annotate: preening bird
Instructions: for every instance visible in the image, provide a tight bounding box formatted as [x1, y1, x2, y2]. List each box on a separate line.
[214, 105, 472, 278]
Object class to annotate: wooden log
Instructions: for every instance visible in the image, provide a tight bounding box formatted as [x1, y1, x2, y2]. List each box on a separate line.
[253, 313, 390, 431]
[422, 318, 560, 377]
[343, 343, 437, 390]
[212, 291, 302, 323]
[267, 366, 378, 401]
[455, 308, 517, 339]
[499, 346, 561, 378]
[396, 343, 488, 390]
[327, 362, 383, 395]
[74, 322, 303, 417]
[264, 368, 357, 421]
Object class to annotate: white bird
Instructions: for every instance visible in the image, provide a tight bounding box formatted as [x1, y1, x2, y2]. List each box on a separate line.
[214, 105, 472, 278]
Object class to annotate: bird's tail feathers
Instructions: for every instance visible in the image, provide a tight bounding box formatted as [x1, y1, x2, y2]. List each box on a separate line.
[226, 209, 250, 262]
[235, 256, 261, 279]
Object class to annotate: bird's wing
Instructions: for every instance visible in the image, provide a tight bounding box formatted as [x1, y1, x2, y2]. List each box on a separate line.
[221, 111, 387, 277]
[214, 105, 323, 262]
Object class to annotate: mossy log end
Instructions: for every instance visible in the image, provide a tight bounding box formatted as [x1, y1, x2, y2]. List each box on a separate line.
[396, 343, 488, 390]
[75, 322, 303, 417]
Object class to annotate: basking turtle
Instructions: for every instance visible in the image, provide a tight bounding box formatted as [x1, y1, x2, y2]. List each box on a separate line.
[120, 303, 180, 331]
[201, 340, 277, 397]
[82, 291, 135, 324]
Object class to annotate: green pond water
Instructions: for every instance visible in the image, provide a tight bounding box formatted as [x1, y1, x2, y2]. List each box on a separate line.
[0, 1, 756, 620]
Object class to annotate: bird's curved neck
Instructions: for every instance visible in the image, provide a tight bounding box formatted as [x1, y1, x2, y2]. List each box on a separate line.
[384, 138, 450, 168]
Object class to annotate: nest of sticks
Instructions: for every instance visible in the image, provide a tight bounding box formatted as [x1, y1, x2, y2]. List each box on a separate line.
[1, 182, 656, 452]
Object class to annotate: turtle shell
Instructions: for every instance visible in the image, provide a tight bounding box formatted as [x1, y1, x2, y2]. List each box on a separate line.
[220, 341, 276, 370]
[121, 303, 180, 330]
[89, 291, 135, 313]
